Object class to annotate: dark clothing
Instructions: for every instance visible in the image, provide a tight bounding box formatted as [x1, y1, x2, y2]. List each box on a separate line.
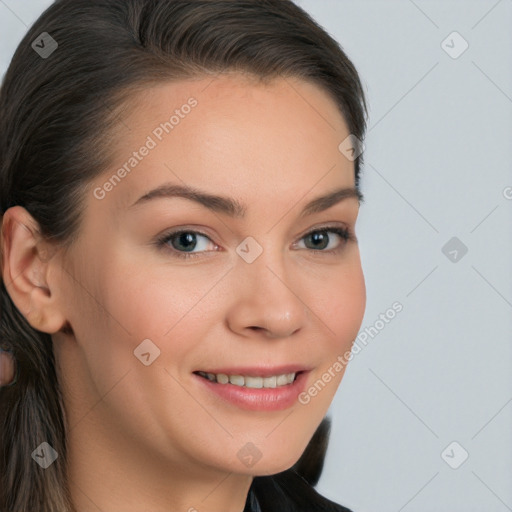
[244, 469, 353, 512]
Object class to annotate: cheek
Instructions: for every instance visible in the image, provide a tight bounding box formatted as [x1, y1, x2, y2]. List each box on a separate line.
[104, 271, 178, 339]
[338, 263, 366, 341]
[95, 251, 217, 372]
[98, 246, 200, 337]
[291, 262, 365, 425]
[314, 258, 366, 351]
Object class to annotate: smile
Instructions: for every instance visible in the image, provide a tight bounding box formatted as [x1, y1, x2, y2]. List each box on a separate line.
[195, 371, 298, 388]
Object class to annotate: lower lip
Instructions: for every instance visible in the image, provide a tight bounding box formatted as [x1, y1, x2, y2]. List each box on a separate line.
[193, 371, 310, 411]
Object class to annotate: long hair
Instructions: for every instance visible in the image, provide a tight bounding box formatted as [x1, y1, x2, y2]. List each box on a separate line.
[0, 1, 367, 510]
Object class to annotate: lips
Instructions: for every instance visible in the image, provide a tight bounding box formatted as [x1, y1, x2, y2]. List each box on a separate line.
[193, 367, 311, 411]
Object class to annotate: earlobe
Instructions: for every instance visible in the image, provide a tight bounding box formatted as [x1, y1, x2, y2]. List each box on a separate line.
[1, 206, 68, 334]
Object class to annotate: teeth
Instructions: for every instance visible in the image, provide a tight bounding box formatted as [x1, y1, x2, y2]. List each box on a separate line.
[229, 375, 244, 386]
[197, 371, 297, 388]
[276, 374, 289, 386]
[262, 376, 276, 388]
[216, 373, 229, 384]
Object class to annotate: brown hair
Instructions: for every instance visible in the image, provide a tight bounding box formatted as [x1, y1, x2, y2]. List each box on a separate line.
[0, 1, 367, 510]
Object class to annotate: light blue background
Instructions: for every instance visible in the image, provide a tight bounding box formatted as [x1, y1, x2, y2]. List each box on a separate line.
[1, 1, 510, 511]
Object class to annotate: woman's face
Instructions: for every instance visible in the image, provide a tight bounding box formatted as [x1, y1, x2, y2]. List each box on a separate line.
[55, 74, 366, 477]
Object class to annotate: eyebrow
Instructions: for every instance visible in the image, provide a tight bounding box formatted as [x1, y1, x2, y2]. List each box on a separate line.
[129, 183, 363, 218]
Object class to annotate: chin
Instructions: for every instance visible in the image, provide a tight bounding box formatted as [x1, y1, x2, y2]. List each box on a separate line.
[237, 446, 306, 476]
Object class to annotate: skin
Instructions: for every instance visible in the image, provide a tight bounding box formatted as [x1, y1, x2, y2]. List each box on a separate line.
[1, 74, 366, 512]
[0, 226, 15, 386]
[0, 350, 15, 386]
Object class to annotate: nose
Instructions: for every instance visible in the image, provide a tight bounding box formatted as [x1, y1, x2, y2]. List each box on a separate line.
[225, 252, 308, 339]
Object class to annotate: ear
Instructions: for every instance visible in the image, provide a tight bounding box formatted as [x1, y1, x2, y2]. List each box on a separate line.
[1, 206, 67, 334]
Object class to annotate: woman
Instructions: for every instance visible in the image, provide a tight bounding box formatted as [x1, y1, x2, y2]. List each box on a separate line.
[0, 1, 368, 511]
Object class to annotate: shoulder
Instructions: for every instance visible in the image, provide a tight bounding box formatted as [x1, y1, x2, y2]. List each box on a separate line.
[249, 469, 354, 512]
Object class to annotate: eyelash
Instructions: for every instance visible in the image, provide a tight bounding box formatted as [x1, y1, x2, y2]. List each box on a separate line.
[155, 225, 356, 260]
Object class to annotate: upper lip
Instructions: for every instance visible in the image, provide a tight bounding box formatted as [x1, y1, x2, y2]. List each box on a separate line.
[194, 364, 312, 377]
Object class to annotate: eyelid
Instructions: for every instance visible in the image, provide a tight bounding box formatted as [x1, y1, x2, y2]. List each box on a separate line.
[295, 222, 352, 240]
[291, 224, 356, 252]
[155, 222, 355, 259]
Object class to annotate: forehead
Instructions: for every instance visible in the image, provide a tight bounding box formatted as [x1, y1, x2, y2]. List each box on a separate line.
[92, 74, 354, 214]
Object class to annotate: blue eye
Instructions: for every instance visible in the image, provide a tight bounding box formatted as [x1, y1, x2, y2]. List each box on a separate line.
[156, 225, 355, 260]
[156, 230, 216, 259]
[296, 227, 352, 252]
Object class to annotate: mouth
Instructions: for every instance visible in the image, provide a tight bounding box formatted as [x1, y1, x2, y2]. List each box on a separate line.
[193, 370, 303, 389]
[192, 366, 311, 411]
